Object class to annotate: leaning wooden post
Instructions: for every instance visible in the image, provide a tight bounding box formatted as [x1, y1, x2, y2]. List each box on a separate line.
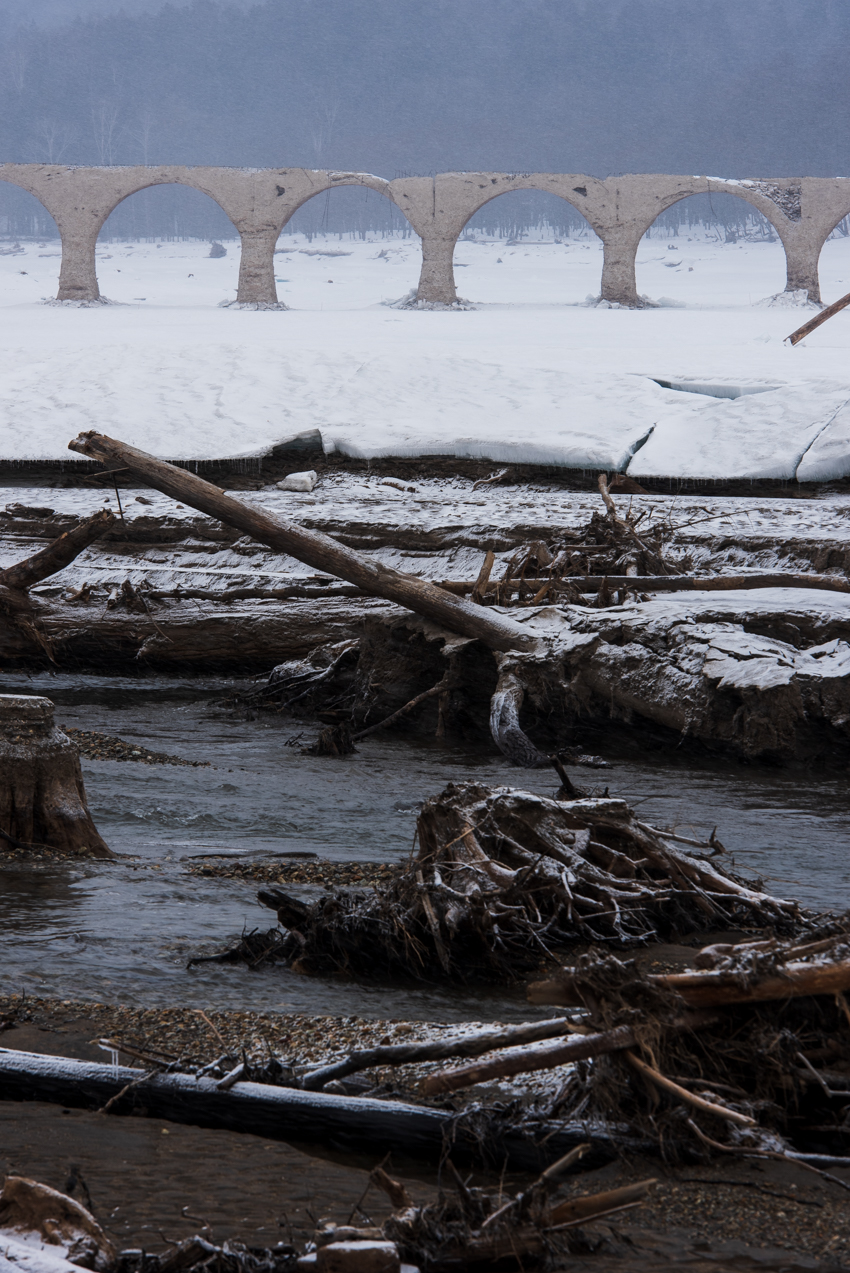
[0, 695, 113, 859]
[67, 433, 533, 654]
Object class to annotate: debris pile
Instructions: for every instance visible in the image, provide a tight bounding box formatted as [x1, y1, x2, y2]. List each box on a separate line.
[248, 781, 802, 983]
[1, 1164, 661, 1273]
[420, 934, 850, 1169]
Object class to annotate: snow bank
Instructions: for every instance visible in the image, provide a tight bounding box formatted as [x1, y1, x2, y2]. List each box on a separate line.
[628, 381, 850, 481]
[796, 402, 850, 482]
[1, 236, 849, 480]
[320, 357, 703, 470]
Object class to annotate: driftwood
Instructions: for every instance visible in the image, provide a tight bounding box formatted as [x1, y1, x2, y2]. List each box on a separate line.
[496, 937, 850, 1165]
[300, 1016, 578, 1091]
[0, 508, 115, 660]
[528, 953, 850, 1009]
[0, 1175, 116, 1273]
[440, 572, 850, 598]
[381, 1153, 657, 1269]
[0, 1047, 615, 1172]
[67, 432, 532, 655]
[787, 288, 850, 345]
[421, 1015, 714, 1096]
[0, 694, 113, 859]
[0, 508, 114, 591]
[249, 781, 800, 985]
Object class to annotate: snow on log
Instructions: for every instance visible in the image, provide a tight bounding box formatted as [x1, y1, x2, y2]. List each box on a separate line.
[66, 432, 533, 654]
[0, 1048, 617, 1172]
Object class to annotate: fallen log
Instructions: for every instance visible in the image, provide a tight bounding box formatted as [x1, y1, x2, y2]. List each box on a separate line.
[300, 1016, 578, 1091]
[0, 509, 116, 662]
[420, 1014, 714, 1095]
[66, 432, 532, 654]
[0, 1047, 617, 1172]
[437, 573, 850, 598]
[787, 288, 850, 346]
[656, 957, 850, 1008]
[528, 956, 850, 1009]
[546, 1177, 657, 1228]
[0, 509, 114, 591]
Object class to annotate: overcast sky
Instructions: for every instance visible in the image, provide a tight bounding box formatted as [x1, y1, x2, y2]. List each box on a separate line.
[0, 0, 847, 178]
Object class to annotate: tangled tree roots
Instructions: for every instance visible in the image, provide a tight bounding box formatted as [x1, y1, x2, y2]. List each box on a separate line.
[525, 936, 850, 1164]
[253, 782, 804, 984]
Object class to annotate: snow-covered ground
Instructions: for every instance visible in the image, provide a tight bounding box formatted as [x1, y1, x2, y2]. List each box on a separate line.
[1, 232, 849, 479]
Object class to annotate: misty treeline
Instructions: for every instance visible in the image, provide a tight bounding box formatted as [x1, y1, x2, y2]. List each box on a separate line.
[0, 0, 848, 244]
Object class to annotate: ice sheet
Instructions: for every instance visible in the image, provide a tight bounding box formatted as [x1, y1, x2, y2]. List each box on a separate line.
[0, 233, 849, 479]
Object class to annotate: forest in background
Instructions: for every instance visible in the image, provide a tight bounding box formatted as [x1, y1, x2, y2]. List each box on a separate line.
[0, 0, 848, 243]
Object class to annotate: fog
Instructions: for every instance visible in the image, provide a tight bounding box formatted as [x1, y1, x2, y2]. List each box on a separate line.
[0, 0, 846, 243]
[0, 0, 847, 177]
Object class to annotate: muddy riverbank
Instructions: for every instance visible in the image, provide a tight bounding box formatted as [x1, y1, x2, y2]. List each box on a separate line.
[1, 998, 849, 1270]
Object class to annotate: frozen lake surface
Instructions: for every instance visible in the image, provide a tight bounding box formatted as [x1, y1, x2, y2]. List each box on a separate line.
[0, 232, 849, 478]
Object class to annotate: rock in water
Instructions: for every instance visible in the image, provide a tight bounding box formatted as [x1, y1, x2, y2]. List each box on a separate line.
[0, 695, 113, 858]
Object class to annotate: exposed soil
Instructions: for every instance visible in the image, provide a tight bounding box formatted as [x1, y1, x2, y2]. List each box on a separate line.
[65, 728, 209, 767]
[1, 1000, 848, 1269]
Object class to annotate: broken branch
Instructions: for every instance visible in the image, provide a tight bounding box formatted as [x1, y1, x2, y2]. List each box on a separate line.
[66, 432, 532, 653]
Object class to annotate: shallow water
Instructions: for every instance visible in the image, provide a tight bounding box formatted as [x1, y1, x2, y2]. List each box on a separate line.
[1, 671, 848, 1020]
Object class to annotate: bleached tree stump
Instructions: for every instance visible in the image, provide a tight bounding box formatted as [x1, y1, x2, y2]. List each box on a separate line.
[0, 694, 113, 858]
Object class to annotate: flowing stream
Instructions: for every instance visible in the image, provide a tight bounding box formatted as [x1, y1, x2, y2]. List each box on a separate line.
[1, 670, 848, 1021]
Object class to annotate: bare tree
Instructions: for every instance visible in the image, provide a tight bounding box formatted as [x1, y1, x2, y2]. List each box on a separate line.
[126, 108, 156, 164]
[310, 96, 340, 166]
[30, 118, 78, 163]
[91, 100, 121, 165]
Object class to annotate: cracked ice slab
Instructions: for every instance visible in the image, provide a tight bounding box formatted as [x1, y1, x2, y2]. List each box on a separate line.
[628, 380, 850, 480]
[796, 402, 850, 482]
[319, 356, 707, 470]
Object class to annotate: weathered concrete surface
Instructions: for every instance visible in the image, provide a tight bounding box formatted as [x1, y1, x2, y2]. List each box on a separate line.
[0, 165, 393, 304]
[1, 163, 848, 307]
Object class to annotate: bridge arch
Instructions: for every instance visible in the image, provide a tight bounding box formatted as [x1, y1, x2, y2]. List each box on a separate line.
[271, 183, 418, 308]
[94, 183, 239, 305]
[634, 191, 787, 306]
[388, 172, 602, 306]
[452, 187, 601, 305]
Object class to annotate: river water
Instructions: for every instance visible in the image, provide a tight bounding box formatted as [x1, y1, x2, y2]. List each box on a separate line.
[1, 670, 848, 1021]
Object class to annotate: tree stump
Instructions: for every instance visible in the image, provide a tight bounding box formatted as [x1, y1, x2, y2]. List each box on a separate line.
[0, 695, 113, 859]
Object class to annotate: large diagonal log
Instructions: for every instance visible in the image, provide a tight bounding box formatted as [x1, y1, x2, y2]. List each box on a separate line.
[67, 433, 532, 653]
[787, 289, 850, 346]
[0, 509, 115, 591]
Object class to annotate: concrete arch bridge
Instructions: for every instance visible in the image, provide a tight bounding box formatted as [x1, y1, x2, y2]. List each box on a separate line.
[1, 164, 848, 307]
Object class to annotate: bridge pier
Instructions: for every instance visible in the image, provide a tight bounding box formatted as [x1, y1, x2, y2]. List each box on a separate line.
[56, 217, 101, 302]
[599, 230, 643, 307]
[234, 226, 281, 306]
[415, 236, 458, 305]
